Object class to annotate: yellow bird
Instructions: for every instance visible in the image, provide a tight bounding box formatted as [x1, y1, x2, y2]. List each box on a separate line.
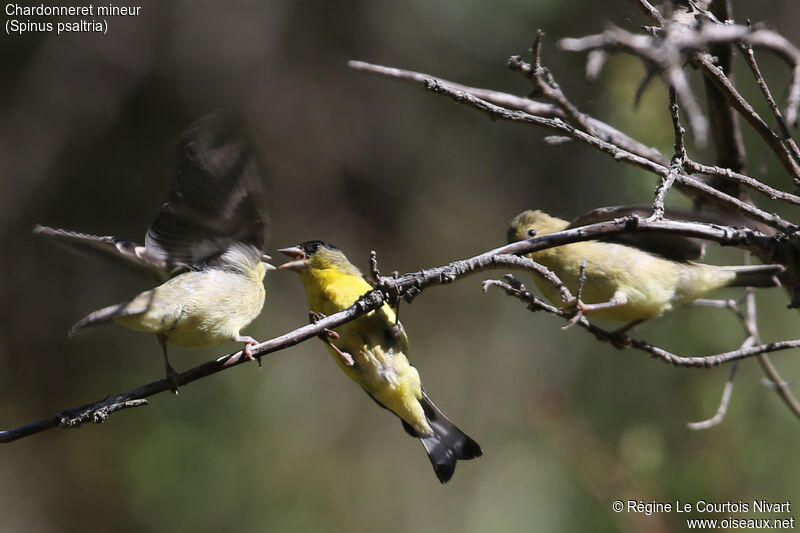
[279, 241, 482, 483]
[36, 112, 273, 391]
[508, 209, 782, 325]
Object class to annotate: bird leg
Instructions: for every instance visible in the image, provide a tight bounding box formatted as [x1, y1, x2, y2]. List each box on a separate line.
[309, 311, 355, 367]
[157, 334, 179, 394]
[233, 334, 261, 367]
[563, 292, 629, 329]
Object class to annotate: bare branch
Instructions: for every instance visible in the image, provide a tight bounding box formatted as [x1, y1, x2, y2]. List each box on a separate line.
[687, 363, 738, 430]
[350, 59, 800, 229]
[0, 291, 386, 443]
[508, 31, 600, 139]
[684, 160, 800, 206]
[347, 59, 667, 165]
[692, 52, 800, 182]
[7, 213, 794, 442]
[739, 43, 800, 165]
[421, 78, 794, 232]
[649, 87, 684, 220]
[483, 275, 800, 368]
[758, 353, 800, 420]
[558, 23, 800, 180]
[631, 0, 663, 26]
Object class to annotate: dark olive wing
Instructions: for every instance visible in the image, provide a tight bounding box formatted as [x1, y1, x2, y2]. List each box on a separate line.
[566, 205, 719, 262]
[34, 225, 170, 282]
[144, 111, 270, 268]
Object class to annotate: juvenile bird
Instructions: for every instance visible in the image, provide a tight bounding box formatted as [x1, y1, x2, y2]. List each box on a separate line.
[36, 111, 273, 392]
[508, 209, 782, 325]
[279, 241, 482, 483]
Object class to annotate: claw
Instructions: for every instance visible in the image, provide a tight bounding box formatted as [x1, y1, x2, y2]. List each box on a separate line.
[222, 335, 262, 368]
[165, 365, 180, 395]
[239, 336, 261, 368]
[562, 292, 628, 330]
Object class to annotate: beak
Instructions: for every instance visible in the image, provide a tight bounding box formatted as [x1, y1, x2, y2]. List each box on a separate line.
[277, 246, 307, 271]
[260, 253, 276, 270]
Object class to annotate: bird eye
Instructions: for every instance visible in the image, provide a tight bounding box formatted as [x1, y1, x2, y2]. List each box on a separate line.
[526, 228, 537, 237]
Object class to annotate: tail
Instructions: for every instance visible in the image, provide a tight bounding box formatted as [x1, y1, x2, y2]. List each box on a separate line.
[69, 302, 135, 337]
[724, 264, 784, 288]
[401, 391, 482, 483]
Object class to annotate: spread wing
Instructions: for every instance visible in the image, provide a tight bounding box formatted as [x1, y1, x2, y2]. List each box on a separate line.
[567, 205, 717, 262]
[33, 225, 170, 282]
[144, 110, 270, 269]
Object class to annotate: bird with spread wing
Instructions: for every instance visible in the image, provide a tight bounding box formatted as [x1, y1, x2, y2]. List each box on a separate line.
[36, 111, 273, 392]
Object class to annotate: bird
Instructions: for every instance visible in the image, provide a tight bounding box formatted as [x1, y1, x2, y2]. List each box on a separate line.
[507, 208, 783, 326]
[278, 240, 482, 483]
[35, 111, 273, 392]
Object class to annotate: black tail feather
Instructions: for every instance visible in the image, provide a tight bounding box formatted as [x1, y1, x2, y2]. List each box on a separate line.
[413, 392, 482, 483]
[727, 264, 784, 288]
[368, 390, 482, 483]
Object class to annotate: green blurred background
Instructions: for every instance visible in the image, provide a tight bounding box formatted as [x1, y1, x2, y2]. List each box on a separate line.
[2, 1, 799, 531]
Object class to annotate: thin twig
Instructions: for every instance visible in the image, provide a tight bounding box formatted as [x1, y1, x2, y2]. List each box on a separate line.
[692, 52, 800, 182]
[508, 31, 600, 138]
[686, 363, 738, 430]
[631, 0, 663, 26]
[649, 87, 684, 220]
[739, 43, 800, 165]
[558, 24, 800, 180]
[684, 160, 800, 206]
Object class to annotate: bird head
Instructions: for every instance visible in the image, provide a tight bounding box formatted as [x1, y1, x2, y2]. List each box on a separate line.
[507, 210, 568, 243]
[278, 241, 361, 276]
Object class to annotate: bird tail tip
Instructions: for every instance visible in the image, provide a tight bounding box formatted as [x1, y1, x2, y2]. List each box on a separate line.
[68, 302, 129, 337]
[729, 264, 784, 288]
[413, 392, 482, 483]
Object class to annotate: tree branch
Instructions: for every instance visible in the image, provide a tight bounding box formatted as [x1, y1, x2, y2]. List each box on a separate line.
[483, 275, 800, 368]
[352, 60, 795, 234]
[6, 213, 795, 442]
[0, 291, 386, 443]
[347, 59, 667, 166]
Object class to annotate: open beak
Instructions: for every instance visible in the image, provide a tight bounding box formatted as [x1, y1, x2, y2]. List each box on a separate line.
[277, 246, 308, 271]
[260, 253, 276, 271]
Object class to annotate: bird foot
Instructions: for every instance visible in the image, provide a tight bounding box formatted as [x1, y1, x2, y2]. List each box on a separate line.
[605, 319, 641, 349]
[309, 312, 354, 366]
[562, 295, 627, 330]
[222, 335, 262, 368]
[389, 323, 402, 340]
[606, 330, 632, 349]
[561, 299, 590, 329]
[240, 336, 261, 368]
[165, 364, 180, 395]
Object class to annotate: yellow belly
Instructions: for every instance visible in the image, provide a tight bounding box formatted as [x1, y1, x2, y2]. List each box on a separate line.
[301, 268, 431, 436]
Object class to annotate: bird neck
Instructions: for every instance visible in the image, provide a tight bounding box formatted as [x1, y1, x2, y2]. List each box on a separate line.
[219, 243, 265, 280]
[300, 267, 373, 314]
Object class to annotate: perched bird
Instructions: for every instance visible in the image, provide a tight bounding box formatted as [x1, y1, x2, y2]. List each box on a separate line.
[279, 241, 482, 483]
[36, 111, 273, 391]
[508, 208, 783, 325]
